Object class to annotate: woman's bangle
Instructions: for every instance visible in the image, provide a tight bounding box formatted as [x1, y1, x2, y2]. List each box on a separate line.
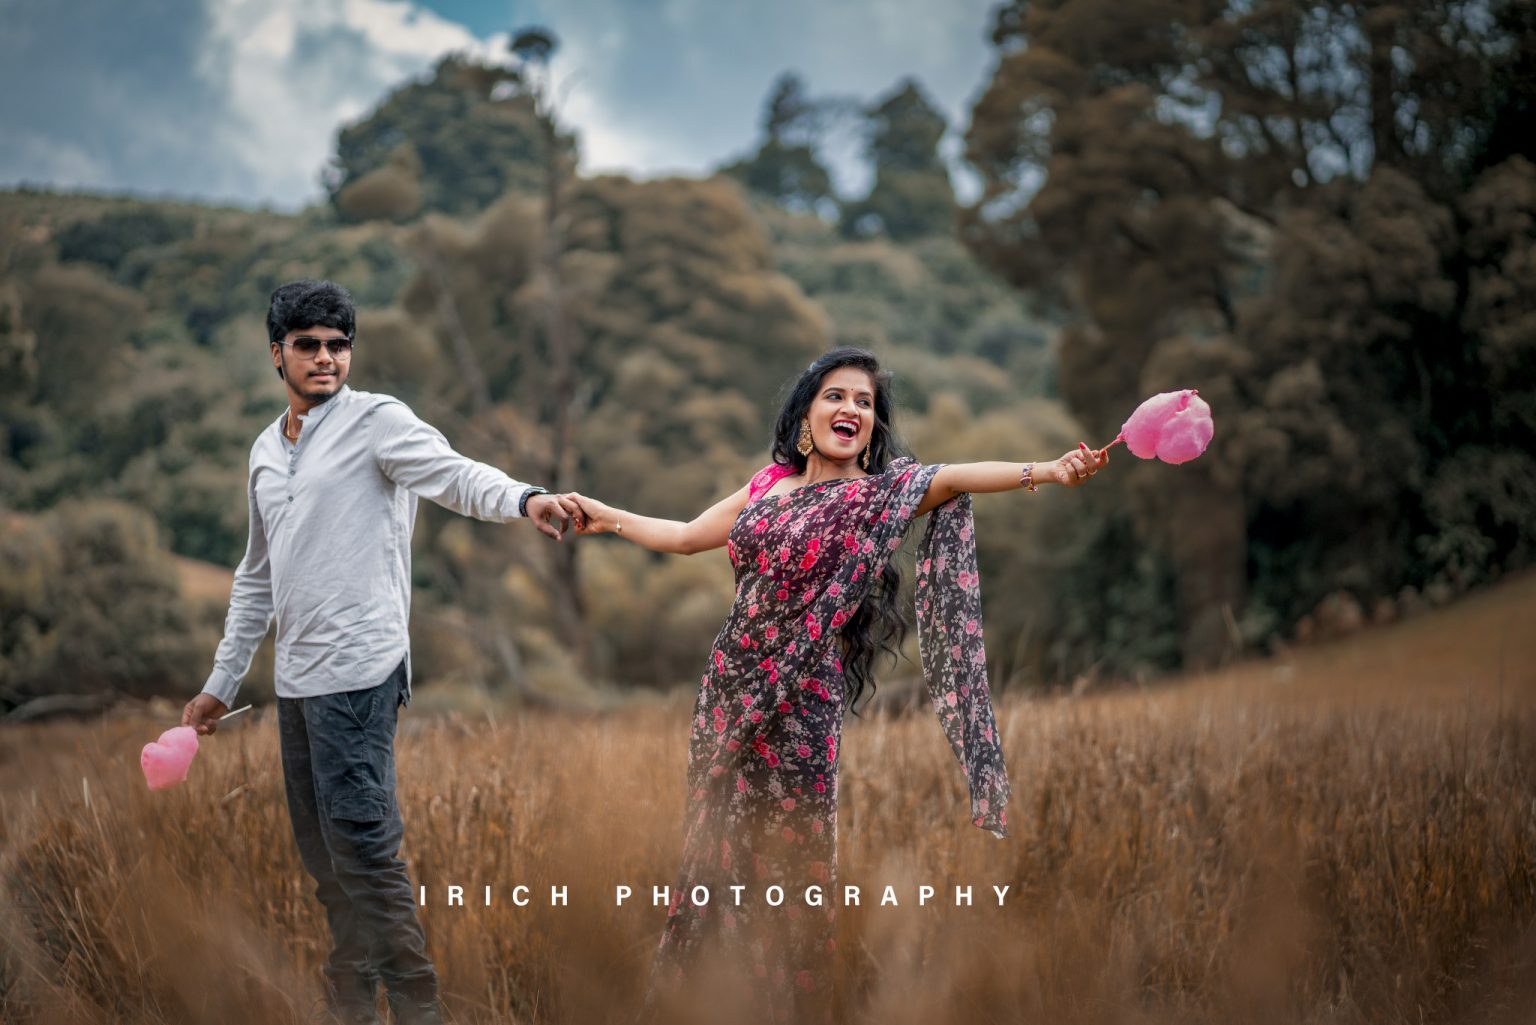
[613, 517, 623, 534]
[1020, 463, 1037, 493]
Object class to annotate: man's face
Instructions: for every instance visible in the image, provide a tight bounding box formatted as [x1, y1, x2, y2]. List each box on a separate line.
[272, 325, 352, 405]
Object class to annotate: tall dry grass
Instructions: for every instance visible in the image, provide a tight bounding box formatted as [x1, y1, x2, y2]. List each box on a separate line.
[2, 573, 1533, 1025]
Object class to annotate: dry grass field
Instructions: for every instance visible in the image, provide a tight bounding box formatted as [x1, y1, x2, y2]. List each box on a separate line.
[2, 571, 1533, 1025]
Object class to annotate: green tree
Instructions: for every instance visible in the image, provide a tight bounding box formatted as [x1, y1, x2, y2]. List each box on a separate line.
[54, 207, 195, 271]
[0, 502, 212, 708]
[393, 174, 829, 689]
[963, 0, 1536, 667]
[1475, 1, 1536, 171]
[326, 54, 575, 218]
[721, 73, 838, 211]
[843, 78, 956, 240]
[334, 143, 423, 223]
[0, 282, 37, 398]
[755, 195, 1060, 398]
[24, 265, 144, 416]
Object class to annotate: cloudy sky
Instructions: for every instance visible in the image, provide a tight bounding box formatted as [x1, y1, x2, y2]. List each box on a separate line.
[0, 0, 1004, 210]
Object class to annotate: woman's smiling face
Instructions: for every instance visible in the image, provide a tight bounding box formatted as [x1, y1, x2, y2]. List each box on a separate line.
[808, 366, 876, 464]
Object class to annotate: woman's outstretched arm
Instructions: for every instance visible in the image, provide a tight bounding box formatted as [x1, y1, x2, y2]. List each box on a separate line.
[914, 444, 1109, 516]
[563, 484, 752, 555]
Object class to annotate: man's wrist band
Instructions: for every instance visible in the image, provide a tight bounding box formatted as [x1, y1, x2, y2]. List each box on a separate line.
[519, 486, 549, 517]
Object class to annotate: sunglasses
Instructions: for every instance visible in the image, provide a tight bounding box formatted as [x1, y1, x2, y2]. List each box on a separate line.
[280, 335, 354, 358]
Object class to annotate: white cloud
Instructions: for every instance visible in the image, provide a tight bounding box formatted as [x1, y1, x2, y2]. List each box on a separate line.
[341, 0, 481, 53]
[0, 0, 1002, 207]
[197, 0, 492, 207]
[6, 133, 109, 188]
[511, 0, 999, 192]
[546, 28, 702, 179]
[191, 0, 677, 206]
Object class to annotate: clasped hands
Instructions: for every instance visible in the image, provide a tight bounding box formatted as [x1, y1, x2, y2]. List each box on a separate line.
[523, 493, 582, 540]
[524, 492, 615, 538]
[525, 492, 621, 539]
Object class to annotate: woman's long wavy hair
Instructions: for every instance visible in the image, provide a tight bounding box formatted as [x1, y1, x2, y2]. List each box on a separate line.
[769, 347, 909, 714]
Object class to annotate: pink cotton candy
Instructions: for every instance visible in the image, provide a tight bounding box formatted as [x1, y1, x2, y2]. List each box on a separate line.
[141, 725, 200, 790]
[1118, 389, 1213, 464]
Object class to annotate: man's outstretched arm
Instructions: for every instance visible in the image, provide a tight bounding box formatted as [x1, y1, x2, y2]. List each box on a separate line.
[371, 401, 568, 539]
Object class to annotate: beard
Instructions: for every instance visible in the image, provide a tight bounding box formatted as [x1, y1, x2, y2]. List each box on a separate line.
[284, 362, 345, 404]
[299, 380, 341, 405]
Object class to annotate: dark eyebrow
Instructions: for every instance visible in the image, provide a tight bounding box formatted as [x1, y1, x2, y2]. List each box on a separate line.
[822, 386, 874, 398]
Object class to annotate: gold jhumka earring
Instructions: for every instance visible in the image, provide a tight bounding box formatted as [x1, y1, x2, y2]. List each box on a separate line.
[796, 418, 814, 457]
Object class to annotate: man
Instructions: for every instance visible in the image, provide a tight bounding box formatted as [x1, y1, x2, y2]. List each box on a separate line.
[182, 279, 570, 1025]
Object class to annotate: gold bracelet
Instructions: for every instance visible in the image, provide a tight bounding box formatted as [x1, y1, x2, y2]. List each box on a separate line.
[1020, 463, 1037, 492]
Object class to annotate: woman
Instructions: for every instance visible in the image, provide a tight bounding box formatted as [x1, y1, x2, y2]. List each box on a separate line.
[566, 348, 1106, 1022]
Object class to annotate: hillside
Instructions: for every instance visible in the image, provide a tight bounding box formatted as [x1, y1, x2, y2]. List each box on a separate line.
[1138, 566, 1536, 708]
[0, 177, 1083, 708]
[77, 547, 1536, 718]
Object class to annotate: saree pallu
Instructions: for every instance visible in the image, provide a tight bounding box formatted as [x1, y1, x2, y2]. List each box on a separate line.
[643, 457, 1010, 1024]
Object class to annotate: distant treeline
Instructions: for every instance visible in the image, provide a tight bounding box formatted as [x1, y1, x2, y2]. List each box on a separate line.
[2, 0, 1532, 710]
